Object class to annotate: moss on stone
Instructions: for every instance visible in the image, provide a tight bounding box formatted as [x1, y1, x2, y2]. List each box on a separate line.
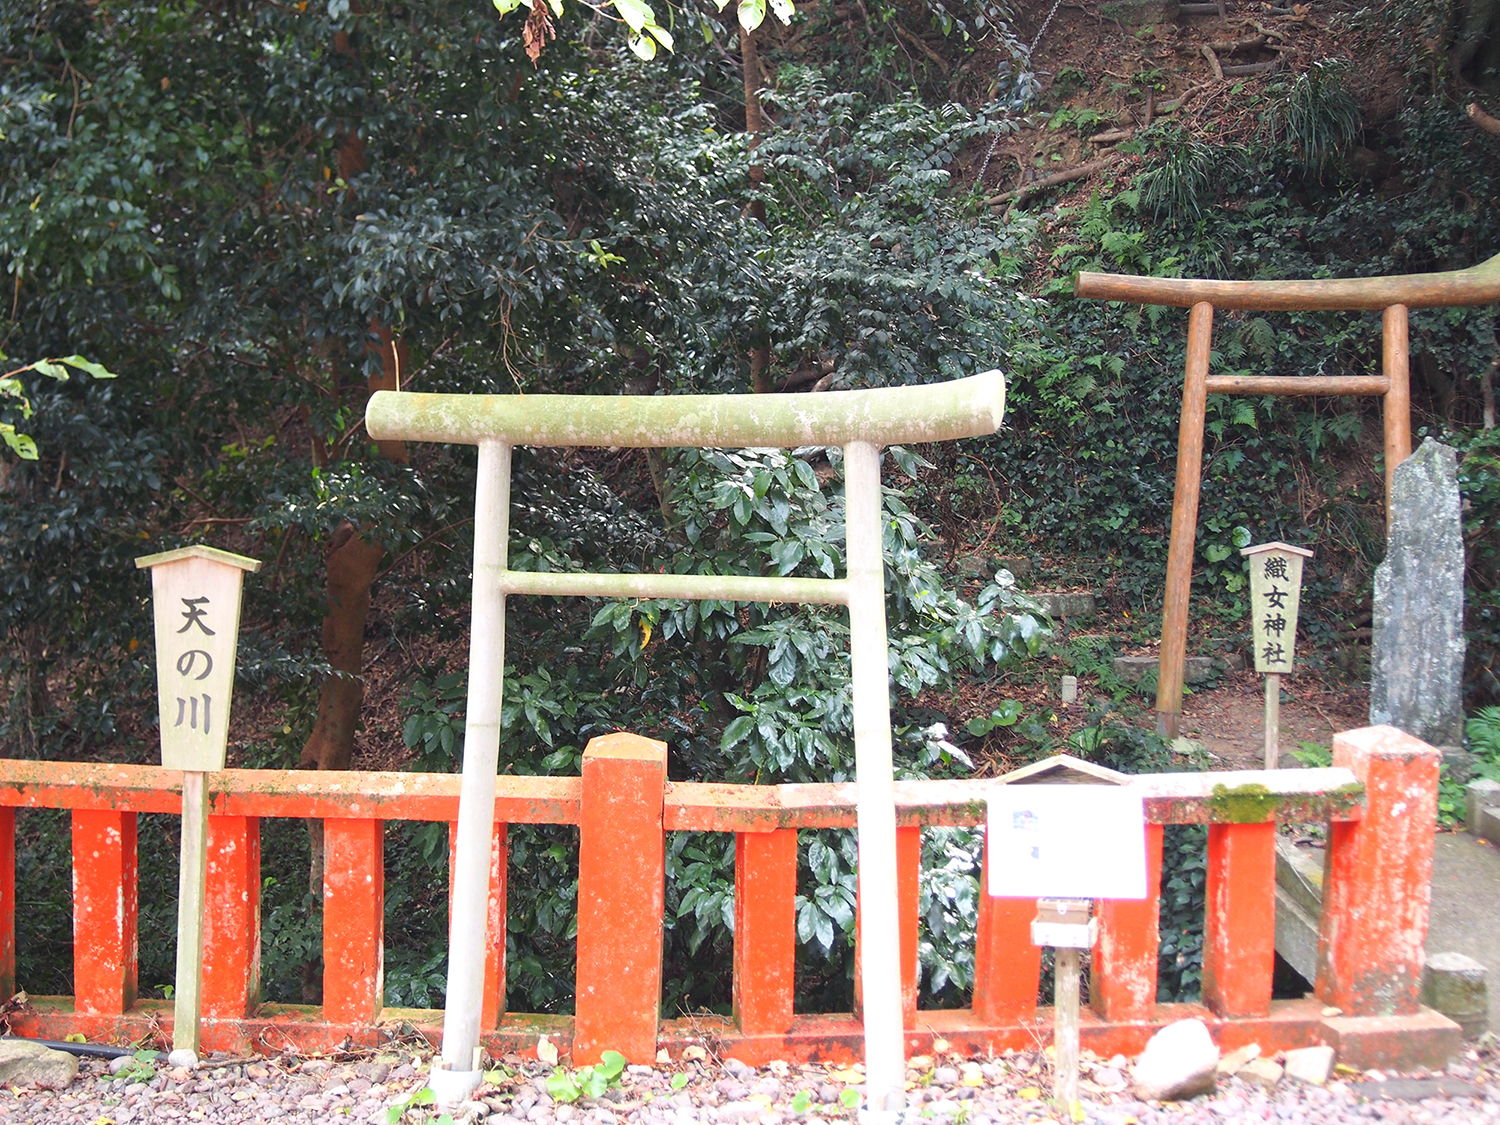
[1208, 782, 1280, 823]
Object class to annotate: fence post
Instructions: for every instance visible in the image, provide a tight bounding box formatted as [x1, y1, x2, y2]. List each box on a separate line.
[323, 818, 385, 1024]
[203, 815, 261, 1018]
[733, 828, 796, 1038]
[1317, 725, 1440, 1016]
[973, 829, 1041, 1024]
[450, 820, 508, 1031]
[71, 810, 138, 1014]
[0, 807, 12, 1001]
[1202, 822, 1275, 1017]
[574, 732, 667, 1064]
[1091, 823, 1163, 1021]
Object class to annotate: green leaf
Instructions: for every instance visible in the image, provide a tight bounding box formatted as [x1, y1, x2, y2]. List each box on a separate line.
[627, 32, 657, 60]
[721, 714, 754, 750]
[613, 0, 654, 32]
[671, 1072, 689, 1090]
[29, 360, 69, 381]
[56, 355, 117, 379]
[599, 1051, 627, 1081]
[840, 1088, 861, 1109]
[791, 1090, 812, 1113]
[738, 0, 766, 32]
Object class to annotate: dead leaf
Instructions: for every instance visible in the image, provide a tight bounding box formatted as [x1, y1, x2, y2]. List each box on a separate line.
[826, 1068, 865, 1083]
[522, 0, 555, 65]
[536, 1036, 558, 1066]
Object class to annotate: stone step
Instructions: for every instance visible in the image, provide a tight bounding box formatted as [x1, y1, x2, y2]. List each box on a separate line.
[1031, 591, 1096, 618]
[1423, 953, 1490, 1041]
[1112, 653, 1240, 684]
[1468, 779, 1500, 845]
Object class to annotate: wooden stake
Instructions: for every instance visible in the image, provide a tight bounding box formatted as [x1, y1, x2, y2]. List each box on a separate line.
[173, 770, 209, 1057]
[1264, 674, 1280, 769]
[1382, 304, 1412, 522]
[1054, 946, 1082, 1111]
[1156, 302, 1215, 739]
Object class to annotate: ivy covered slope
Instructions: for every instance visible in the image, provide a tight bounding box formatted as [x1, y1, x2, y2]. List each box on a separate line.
[4, 0, 1500, 1015]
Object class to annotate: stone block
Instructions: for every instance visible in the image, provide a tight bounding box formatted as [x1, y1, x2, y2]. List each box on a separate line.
[1420, 952, 1488, 1039]
[1113, 654, 1217, 685]
[1237, 1058, 1283, 1089]
[1100, 0, 1180, 27]
[1466, 778, 1500, 837]
[1060, 675, 1078, 704]
[1479, 804, 1500, 848]
[1370, 439, 1465, 748]
[1033, 591, 1096, 618]
[1318, 1009, 1462, 1071]
[995, 556, 1033, 582]
[1283, 1046, 1334, 1085]
[1442, 747, 1477, 785]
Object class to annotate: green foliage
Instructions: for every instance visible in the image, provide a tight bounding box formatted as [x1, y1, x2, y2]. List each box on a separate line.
[546, 1049, 627, 1102]
[1261, 60, 1362, 176]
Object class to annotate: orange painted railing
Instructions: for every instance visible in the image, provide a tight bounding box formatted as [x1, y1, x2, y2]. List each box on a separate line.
[0, 725, 1462, 1070]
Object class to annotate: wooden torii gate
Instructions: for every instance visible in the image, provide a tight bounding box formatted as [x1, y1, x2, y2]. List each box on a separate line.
[1076, 253, 1500, 739]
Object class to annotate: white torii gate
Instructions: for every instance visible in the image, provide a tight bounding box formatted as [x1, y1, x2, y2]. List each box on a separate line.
[366, 373, 1007, 1114]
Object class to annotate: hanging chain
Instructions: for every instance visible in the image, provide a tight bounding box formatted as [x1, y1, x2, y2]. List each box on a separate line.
[976, 0, 1067, 188]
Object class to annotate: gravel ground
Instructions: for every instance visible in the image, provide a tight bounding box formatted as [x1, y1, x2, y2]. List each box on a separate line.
[1, 1041, 1498, 1125]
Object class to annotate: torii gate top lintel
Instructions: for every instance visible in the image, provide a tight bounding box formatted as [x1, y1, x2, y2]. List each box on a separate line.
[367, 370, 1005, 450]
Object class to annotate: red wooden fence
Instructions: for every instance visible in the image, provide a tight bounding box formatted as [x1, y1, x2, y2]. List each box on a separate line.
[0, 725, 1460, 1071]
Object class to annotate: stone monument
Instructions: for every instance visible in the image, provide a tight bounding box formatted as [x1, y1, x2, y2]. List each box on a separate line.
[1369, 438, 1465, 751]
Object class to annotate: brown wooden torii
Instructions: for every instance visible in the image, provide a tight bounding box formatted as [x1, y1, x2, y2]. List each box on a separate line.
[1076, 253, 1500, 739]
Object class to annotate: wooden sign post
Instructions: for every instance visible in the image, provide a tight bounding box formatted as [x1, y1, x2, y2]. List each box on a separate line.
[1031, 899, 1096, 1112]
[135, 546, 260, 1063]
[1240, 542, 1312, 769]
[988, 755, 1147, 1114]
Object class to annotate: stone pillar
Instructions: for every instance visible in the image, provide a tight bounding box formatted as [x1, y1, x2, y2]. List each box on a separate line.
[1369, 438, 1465, 749]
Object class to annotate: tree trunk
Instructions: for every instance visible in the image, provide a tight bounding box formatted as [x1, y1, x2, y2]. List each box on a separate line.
[742, 27, 773, 393]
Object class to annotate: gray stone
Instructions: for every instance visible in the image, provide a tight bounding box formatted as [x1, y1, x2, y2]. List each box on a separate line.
[1060, 675, 1078, 704]
[1130, 1018, 1219, 1101]
[1237, 1059, 1283, 1090]
[1360, 1076, 1482, 1100]
[1479, 804, 1500, 848]
[1033, 591, 1096, 618]
[1369, 439, 1466, 747]
[1468, 779, 1500, 837]
[932, 1067, 959, 1087]
[1100, 0, 1179, 26]
[1443, 747, 1479, 785]
[1114, 654, 1217, 685]
[996, 556, 1033, 581]
[0, 1039, 78, 1090]
[1421, 951, 1489, 1039]
[1282, 1046, 1334, 1086]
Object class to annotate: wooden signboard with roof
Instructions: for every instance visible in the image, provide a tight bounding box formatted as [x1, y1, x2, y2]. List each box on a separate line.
[135, 545, 260, 1063]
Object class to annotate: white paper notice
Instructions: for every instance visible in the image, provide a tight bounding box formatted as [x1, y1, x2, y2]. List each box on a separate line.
[986, 785, 1148, 900]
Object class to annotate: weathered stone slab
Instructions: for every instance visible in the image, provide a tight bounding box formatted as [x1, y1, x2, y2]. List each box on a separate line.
[1479, 804, 1500, 848]
[1130, 1018, 1219, 1101]
[995, 556, 1033, 581]
[1100, 0, 1180, 27]
[1114, 654, 1218, 684]
[1420, 951, 1488, 1039]
[1369, 439, 1465, 747]
[1468, 778, 1500, 837]
[1359, 1076, 1482, 1100]
[1033, 591, 1096, 618]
